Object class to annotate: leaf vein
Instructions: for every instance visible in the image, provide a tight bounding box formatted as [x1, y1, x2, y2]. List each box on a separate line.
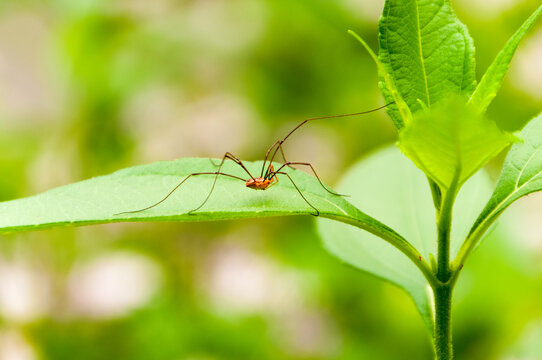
[515, 146, 542, 189]
[415, 0, 431, 107]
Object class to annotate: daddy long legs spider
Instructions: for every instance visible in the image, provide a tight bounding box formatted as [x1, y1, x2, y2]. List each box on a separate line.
[117, 102, 393, 216]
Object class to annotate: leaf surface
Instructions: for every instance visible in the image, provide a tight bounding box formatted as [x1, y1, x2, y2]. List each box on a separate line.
[0, 158, 414, 261]
[317, 146, 493, 332]
[348, 31, 412, 129]
[378, 0, 476, 124]
[399, 98, 515, 190]
[469, 5, 542, 113]
[461, 113, 542, 256]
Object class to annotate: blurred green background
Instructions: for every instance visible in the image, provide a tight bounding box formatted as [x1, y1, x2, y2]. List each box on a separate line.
[0, 0, 541, 359]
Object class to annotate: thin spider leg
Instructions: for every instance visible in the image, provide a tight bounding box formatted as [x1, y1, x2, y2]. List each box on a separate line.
[207, 153, 250, 176]
[223, 152, 254, 179]
[191, 153, 245, 214]
[275, 171, 319, 216]
[265, 171, 279, 189]
[280, 102, 394, 145]
[264, 102, 394, 174]
[190, 153, 252, 214]
[269, 141, 294, 176]
[115, 172, 246, 215]
[262, 140, 294, 178]
[265, 140, 286, 174]
[274, 141, 296, 172]
[278, 143, 291, 167]
[261, 140, 281, 177]
[273, 162, 348, 197]
[264, 164, 277, 180]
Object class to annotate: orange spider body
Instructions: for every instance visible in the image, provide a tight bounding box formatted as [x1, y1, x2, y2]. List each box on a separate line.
[246, 165, 278, 190]
[246, 177, 276, 190]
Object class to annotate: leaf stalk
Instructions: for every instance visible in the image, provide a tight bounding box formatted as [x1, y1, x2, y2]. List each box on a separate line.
[324, 211, 439, 288]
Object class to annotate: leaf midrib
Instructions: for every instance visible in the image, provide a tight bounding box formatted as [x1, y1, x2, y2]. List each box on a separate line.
[473, 162, 542, 237]
[514, 146, 542, 188]
[415, 0, 431, 108]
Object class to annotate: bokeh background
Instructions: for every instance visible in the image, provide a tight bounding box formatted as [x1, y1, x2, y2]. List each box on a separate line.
[0, 0, 541, 359]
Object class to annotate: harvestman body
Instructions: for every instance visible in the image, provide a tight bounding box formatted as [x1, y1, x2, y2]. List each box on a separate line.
[117, 103, 393, 216]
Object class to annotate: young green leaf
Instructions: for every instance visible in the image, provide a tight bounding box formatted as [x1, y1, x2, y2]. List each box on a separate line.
[348, 30, 412, 128]
[455, 113, 542, 268]
[399, 98, 515, 190]
[469, 5, 542, 113]
[378, 0, 476, 117]
[0, 158, 425, 268]
[317, 146, 493, 332]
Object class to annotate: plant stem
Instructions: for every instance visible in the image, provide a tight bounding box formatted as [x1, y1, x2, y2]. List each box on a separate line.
[436, 208, 451, 281]
[434, 212, 454, 359]
[434, 284, 453, 360]
[436, 186, 456, 282]
[434, 175, 459, 359]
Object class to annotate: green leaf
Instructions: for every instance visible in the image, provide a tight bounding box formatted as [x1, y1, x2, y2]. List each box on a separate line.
[0, 158, 419, 260]
[348, 30, 412, 129]
[505, 320, 542, 359]
[317, 146, 493, 332]
[399, 98, 515, 190]
[455, 113, 542, 266]
[469, 5, 542, 113]
[378, 0, 476, 122]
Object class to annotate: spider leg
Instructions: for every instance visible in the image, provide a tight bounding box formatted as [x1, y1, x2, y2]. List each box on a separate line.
[265, 171, 279, 189]
[115, 171, 246, 215]
[279, 142, 293, 169]
[276, 141, 294, 169]
[262, 103, 394, 182]
[275, 171, 319, 216]
[190, 152, 253, 214]
[222, 152, 254, 179]
[262, 140, 295, 179]
[261, 140, 281, 177]
[273, 162, 348, 197]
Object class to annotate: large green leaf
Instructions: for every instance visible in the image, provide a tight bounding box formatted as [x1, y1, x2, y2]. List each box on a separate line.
[317, 146, 493, 332]
[0, 158, 419, 262]
[469, 5, 542, 113]
[378, 0, 476, 126]
[399, 98, 515, 190]
[455, 113, 542, 266]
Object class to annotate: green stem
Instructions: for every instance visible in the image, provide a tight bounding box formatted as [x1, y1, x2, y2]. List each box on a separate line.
[436, 186, 456, 282]
[437, 213, 451, 281]
[433, 198, 454, 359]
[433, 172, 459, 359]
[434, 284, 453, 360]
